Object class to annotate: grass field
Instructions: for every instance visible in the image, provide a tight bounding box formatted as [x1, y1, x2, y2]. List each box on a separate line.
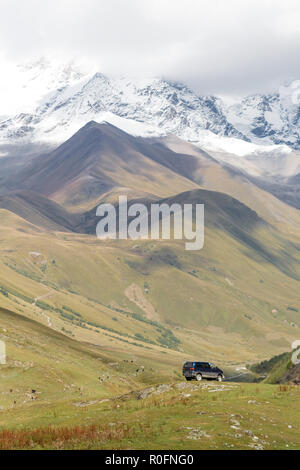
[0, 380, 299, 450]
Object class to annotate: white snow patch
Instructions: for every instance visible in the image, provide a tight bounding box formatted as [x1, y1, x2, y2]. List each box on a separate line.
[191, 129, 291, 157]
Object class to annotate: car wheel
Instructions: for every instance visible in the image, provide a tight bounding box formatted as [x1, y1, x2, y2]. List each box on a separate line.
[217, 375, 223, 382]
[196, 373, 202, 382]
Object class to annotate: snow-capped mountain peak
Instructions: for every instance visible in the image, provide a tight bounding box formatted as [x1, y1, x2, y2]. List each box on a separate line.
[0, 58, 299, 175]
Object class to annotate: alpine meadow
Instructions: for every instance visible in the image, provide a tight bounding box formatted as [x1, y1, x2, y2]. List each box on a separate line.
[0, 0, 300, 453]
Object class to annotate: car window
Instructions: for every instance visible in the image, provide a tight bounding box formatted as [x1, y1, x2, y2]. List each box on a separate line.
[184, 362, 193, 368]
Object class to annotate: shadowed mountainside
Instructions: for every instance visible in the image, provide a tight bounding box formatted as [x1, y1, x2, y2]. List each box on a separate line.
[4, 121, 300, 235]
[0, 190, 82, 232]
[7, 121, 198, 210]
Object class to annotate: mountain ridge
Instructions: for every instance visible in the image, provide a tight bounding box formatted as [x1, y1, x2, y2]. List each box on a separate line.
[1, 59, 300, 159]
[5, 121, 300, 231]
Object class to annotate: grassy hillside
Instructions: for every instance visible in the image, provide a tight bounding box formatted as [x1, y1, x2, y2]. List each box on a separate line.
[1, 189, 300, 366]
[249, 351, 300, 385]
[249, 352, 293, 382]
[0, 303, 185, 410]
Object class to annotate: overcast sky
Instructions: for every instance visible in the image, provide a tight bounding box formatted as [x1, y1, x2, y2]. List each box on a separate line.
[0, 0, 300, 96]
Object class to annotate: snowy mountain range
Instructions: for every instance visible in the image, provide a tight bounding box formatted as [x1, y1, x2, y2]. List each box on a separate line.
[0, 58, 300, 166]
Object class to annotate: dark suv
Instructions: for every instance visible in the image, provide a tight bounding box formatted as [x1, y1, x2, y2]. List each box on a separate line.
[183, 362, 225, 382]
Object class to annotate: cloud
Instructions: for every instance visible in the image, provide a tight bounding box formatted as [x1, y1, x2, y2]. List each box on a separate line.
[0, 0, 300, 95]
